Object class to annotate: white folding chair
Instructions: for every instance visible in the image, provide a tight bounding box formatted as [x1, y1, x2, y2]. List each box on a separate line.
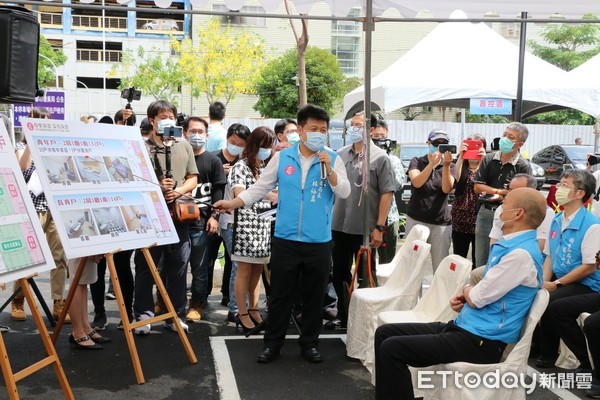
[346, 240, 431, 368]
[416, 289, 550, 400]
[377, 224, 430, 286]
[556, 312, 592, 369]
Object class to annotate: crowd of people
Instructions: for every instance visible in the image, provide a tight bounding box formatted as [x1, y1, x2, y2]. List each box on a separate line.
[6, 101, 600, 398]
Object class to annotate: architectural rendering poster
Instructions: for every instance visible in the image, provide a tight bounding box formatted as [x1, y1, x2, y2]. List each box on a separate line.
[0, 123, 55, 284]
[22, 118, 179, 259]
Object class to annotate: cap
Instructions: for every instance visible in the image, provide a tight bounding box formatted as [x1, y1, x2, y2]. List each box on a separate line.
[428, 129, 449, 142]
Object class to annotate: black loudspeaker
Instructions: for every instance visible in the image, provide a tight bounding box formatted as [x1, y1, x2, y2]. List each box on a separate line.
[0, 6, 40, 104]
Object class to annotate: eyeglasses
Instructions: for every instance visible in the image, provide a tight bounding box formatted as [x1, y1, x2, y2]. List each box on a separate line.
[430, 141, 448, 147]
[284, 129, 298, 135]
[188, 130, 206, 135]
[556, 182, 582, 191]
[350, 125, 364, 131]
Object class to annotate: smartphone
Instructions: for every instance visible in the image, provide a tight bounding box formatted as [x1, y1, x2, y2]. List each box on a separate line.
[163, 126, 183, 138]
[463, 140, 484, 160]
[438, 144, 457, 154]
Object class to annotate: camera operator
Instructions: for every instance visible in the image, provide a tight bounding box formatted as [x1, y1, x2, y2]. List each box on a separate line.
[114, 108, 136, 126]
[587, 153, 600, 218]
[132, 100, 198, 335]
[371, 119, 405, 263]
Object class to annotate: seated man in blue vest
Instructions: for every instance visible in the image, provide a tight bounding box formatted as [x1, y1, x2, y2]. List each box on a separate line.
[374, 187, 547, 400]
[535, 169, 600, 368]
[214, 104, 351, 364]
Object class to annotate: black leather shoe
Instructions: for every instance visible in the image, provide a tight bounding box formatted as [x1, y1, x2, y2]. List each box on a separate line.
[257, 347, 279, 363]
[324, 319, 346, 330]
[535, 356, 557, 369]
[301, 347, 323, 363]
[586, 381, 600, 398]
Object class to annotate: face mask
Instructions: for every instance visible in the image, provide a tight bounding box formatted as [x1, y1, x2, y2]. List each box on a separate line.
[499, 136, 516, 154]
[227, 143, 243, 156]
[287, 132, 300, 145]
[347, 129, 363, 144]
[188, 134, 206, 150]
[429, 145, 438, 154]
[157, 118, 176, 135]
[498, 208, 520, 231]
[555, 186, 573, 206]
[258, 147, 272, 161]
[304, 132, 327, 152]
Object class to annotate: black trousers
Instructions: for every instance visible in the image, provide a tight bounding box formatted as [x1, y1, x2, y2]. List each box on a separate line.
[90, 250, 134, 320]
[375, 321, 506, 400]
[451, 230, 476, 266]
[548, 292, 600, 379]
[331, 230, 377, 325]
[263, 237, 331, 350]
[538, 282, 593, 359]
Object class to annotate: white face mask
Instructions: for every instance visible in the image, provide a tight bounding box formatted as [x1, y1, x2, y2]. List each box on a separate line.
[497, 208, 520, 232]
[157, 118, 176, 135]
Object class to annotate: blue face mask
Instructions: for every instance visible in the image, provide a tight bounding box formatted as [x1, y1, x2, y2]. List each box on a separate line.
[227, 143, 244, 156]
[258, 147, 272, 161]
[188, 134, 206, 150]
[429, 145, 438, 154]
[304, 132, 327, 152]
[347, 129, 363, 144]
[287, 132, 300, 145]
[499, 136, 516, 154]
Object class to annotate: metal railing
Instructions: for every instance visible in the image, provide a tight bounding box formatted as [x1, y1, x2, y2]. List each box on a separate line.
[72, 15, 127, 31]
[38, 11, 62, 27]
[76, 49, 122, 63]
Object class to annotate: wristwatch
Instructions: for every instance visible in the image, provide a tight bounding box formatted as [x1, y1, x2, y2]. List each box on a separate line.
[555, 280, 564, 288]
[375, 225, 385, 232]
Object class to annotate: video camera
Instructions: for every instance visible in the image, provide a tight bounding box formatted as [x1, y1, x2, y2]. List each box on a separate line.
[373, 138, 397, 153]
[589, 154, 600, 166]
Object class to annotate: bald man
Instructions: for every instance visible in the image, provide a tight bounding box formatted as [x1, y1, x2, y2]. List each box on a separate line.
[375, 187, 547, 400]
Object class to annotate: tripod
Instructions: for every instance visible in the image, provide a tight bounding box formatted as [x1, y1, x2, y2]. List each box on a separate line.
[0, 276, 55, 327]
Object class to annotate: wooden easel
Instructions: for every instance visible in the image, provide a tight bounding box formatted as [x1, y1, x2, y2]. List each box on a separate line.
[0, 276, 74, 400]
[51, 246, 197, 384]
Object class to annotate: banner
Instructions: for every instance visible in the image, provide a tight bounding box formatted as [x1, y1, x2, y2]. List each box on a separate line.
[469, 98, 512, 115]
[13, 91, 65, 127]
[22, 118, 179, 259]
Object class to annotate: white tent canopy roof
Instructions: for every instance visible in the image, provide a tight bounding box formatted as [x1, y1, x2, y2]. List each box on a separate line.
[45, 0, 600, 18]
[568, 54, 600, 118]
[343, 15, 600, 118]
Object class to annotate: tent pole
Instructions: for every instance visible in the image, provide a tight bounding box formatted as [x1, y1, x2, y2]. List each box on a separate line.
[514, 11, 528, 122]
[363, 0, 373, 250]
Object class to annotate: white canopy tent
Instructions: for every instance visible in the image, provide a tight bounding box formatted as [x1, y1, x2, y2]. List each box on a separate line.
[343, 13, 600, 118]
[569, 54, 600, 118]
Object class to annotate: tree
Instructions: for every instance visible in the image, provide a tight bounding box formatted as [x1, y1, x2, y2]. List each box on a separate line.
[253, 46, 348, 118]
[529, 14, 600, 71]
[110, 46, 183, 105]
[38, 35, 67, 87]
[284, 0, 308, 108]
[173, 18, 265, 106]
[526, 13, 600, 124]
[401, 107, 422, 121]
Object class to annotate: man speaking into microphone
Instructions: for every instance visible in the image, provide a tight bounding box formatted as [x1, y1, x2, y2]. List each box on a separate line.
[214, 104, 350, 363]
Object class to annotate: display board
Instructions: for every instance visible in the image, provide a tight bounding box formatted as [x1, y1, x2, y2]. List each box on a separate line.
[0, 123, 56, 283]
[22, 118, 179, 259]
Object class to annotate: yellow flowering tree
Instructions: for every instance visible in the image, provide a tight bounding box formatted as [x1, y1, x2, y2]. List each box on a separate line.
[173, 18, 265, 106]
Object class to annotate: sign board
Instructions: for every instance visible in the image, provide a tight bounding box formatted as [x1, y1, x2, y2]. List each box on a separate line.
[0, 122, 56, 283]
[22, 119, 179, 259]
[13, 91, 66, 127]
[469, 98, 512, 115]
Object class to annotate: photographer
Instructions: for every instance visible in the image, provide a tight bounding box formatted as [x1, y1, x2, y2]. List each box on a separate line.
[587, 153, 600, 218]
[132, 100, 198, 335]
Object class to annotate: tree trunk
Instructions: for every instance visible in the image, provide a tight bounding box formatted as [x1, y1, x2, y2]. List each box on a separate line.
[297, 19, 309, 108]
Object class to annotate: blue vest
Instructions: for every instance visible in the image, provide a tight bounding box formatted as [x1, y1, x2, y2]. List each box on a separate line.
[274, 144, 337, 243]
[549, 207, 600, 292]
[455, 230, 543, 344]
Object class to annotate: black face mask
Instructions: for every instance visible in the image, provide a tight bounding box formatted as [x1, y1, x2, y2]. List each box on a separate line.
[372, 138, 396, 153]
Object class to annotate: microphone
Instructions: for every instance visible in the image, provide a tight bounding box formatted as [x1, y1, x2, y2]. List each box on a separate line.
[320, 159, 327, 187]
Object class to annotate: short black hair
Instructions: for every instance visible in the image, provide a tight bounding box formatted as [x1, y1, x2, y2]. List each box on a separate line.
[114, 109, 137, 125]
[227, 123, 251, 141]
[274, 118, 297, 135]
[184, 116, 209, 132]
[147, 100, 177, 120]
[297, 104, 330, 128]
[375, 119, 388, 130]
[209, 101, 226, 121]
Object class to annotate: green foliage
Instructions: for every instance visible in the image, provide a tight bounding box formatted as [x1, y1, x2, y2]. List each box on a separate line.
[174, 18, 265, 106]
[110, 46, 183, 106]
[523, 109, 595, 125]
[38, 35, 67, 87]
[253, 46, 349, 118]
[528, 14, 600, 71]
[464, 110, 509, 123]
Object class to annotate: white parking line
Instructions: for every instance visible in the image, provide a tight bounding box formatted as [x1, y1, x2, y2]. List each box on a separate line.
[527, 366, 583, 400]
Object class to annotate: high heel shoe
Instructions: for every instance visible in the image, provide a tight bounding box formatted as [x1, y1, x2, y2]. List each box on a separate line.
[235, 313, 255, 333]
[70, 334, 103, 350]
[248, 309, 263, 325]
[87, 329, 112, 344]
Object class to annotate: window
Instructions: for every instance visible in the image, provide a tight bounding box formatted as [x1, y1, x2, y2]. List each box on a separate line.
[211, 4, 266, 27]
[76, 41, 122, 62]
[330, 8, 361, 76]
[422, 106, 432, 113]
[76, 77, 121, 90]
[47, 39, 63, 52]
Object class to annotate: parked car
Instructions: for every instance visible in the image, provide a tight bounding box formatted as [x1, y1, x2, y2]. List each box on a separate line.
[398, 143, 428, 173]
[532, 144, 594, 182]
[142, 19, 179, 31]
[327, 120, 345, 151]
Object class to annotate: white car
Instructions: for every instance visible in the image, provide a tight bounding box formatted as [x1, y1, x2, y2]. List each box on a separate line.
[142, 19, 179, 31]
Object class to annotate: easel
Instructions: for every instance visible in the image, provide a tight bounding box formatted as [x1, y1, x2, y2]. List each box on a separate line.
[0, 276, 74, 400]
[0, 276, 56, 326]
[51, 245, 197, 384]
